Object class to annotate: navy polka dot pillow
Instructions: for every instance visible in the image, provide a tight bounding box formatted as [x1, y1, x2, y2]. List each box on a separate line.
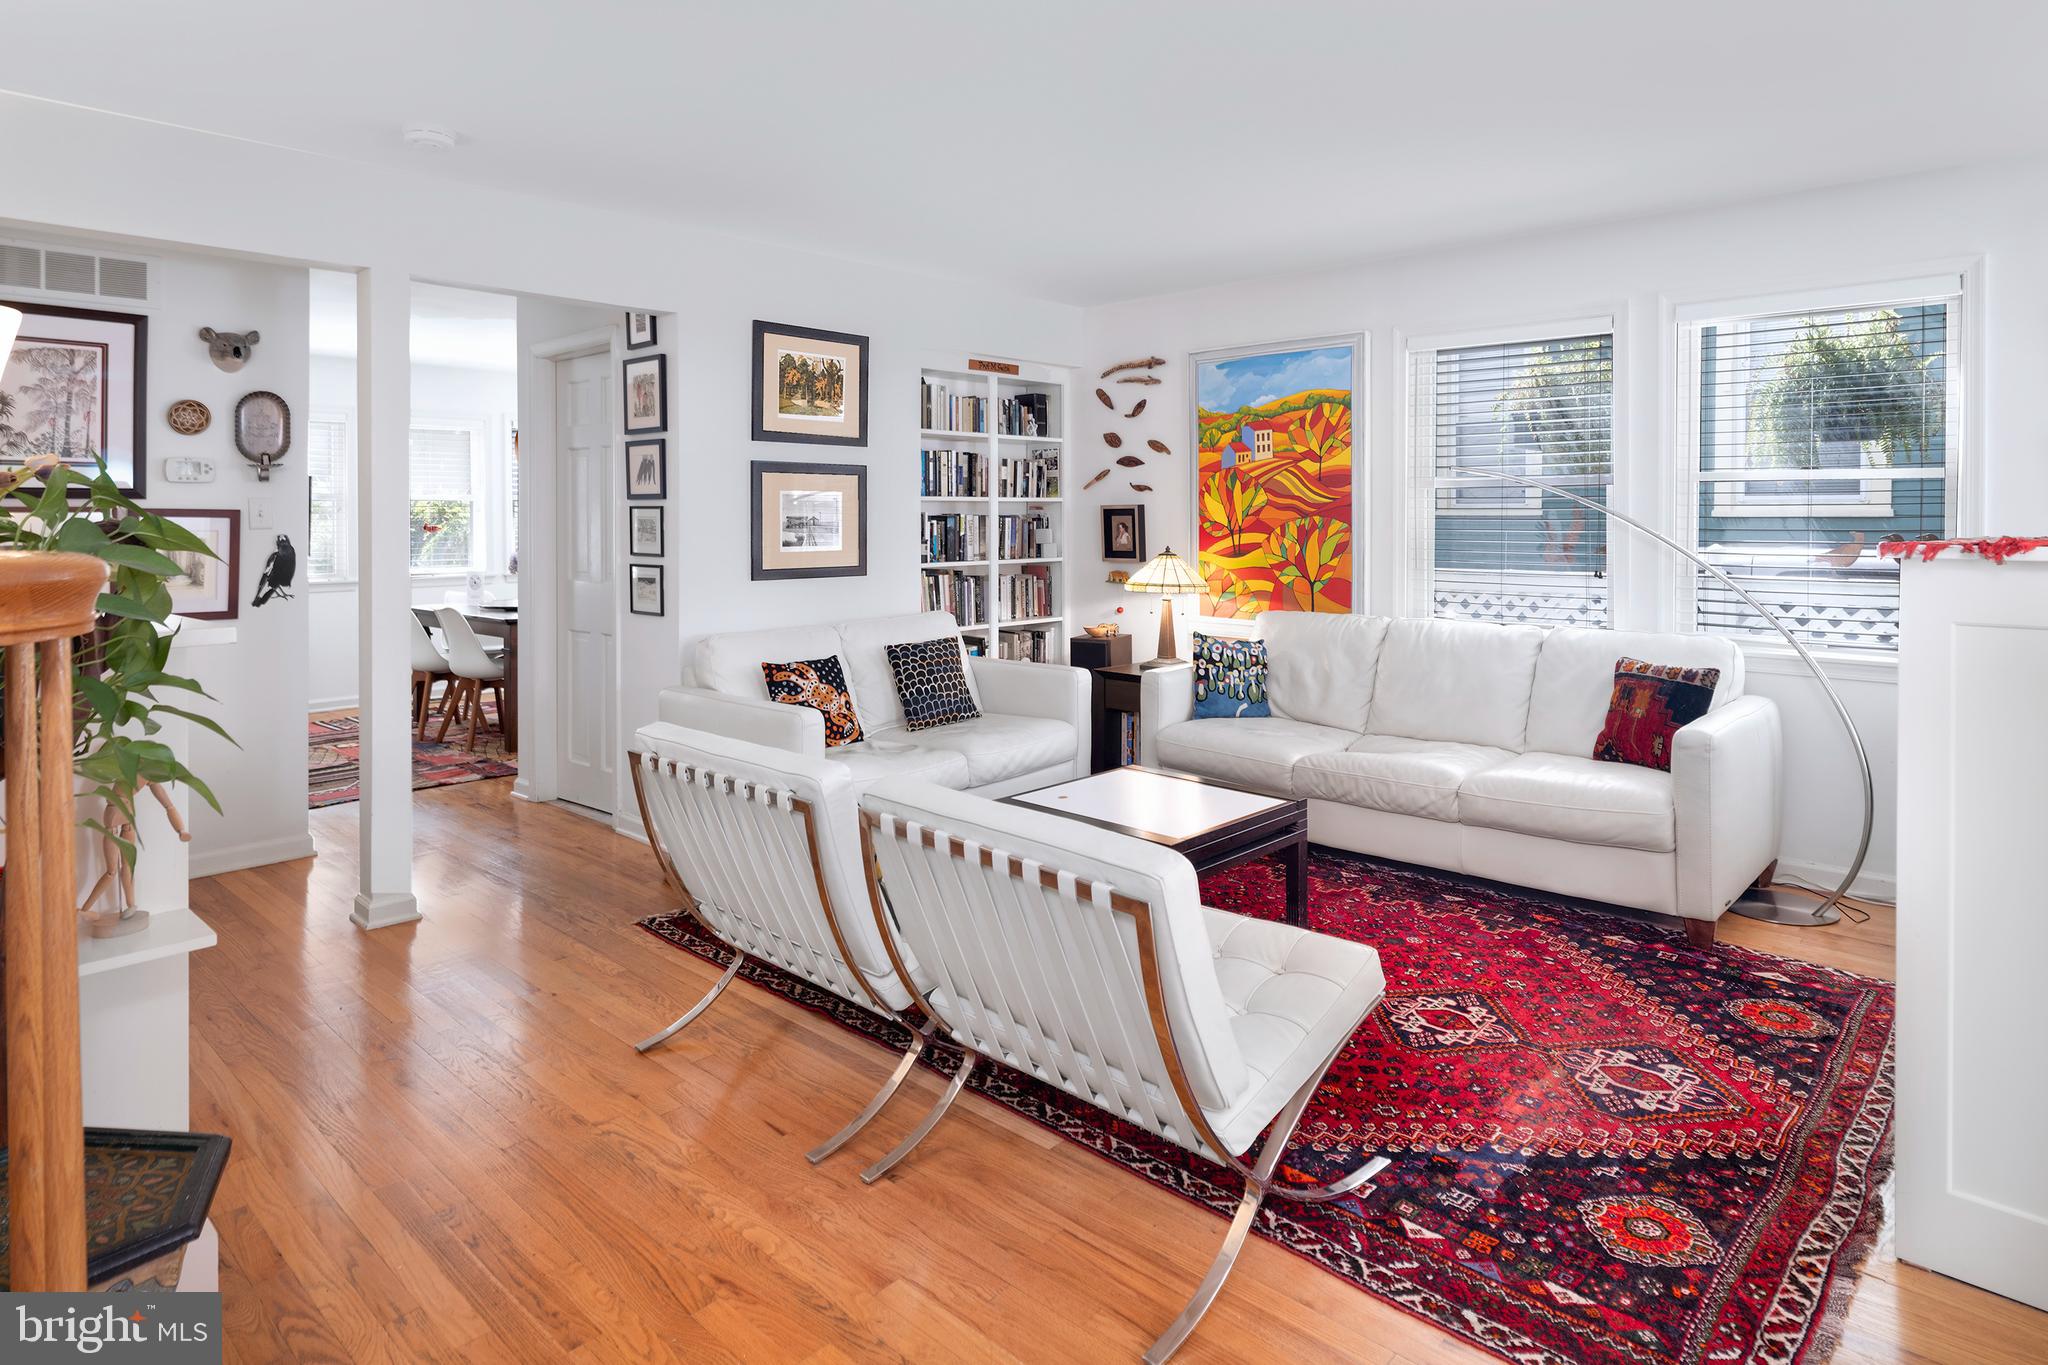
[885, 637, 981, 731]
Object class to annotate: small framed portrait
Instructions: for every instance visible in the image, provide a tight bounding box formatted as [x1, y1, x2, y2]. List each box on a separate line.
[622, 353, 667, 435]
[624, 438, 666, 500]
[1, 299, 149, 497]
[626, 311, 658, 350]
[629, 563, 665, 616]
[1101, 504, 1147, 562]
[629, 505, 665, 558]
[152, 507, 240, 620]
[750, 459, 867, 580]
[751, 320, 869, 447]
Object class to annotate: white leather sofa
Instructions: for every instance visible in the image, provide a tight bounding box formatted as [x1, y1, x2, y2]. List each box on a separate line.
[659, 610, 1090, 798]
[1141, 614, 1781, 942]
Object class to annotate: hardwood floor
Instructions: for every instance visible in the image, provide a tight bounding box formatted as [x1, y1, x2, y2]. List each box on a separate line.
[190, 782, 2046, 1364]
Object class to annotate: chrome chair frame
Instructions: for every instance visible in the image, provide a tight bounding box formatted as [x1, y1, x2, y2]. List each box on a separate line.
[856, 808, 1387, 1364]
[627, 748, 936, 1164]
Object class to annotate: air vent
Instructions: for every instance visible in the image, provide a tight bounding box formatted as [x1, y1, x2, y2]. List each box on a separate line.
[0, 236, 156, 306]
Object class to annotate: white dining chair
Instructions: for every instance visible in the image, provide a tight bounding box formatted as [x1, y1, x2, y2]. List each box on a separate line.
[434, 606, 507, 753]
[855, 776, 1390, 1364]
[409, 611, 455, 739]
[629, 723, 939, 1163]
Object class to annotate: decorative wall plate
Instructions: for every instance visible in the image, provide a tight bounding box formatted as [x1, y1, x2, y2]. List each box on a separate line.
[166, 399, 211, 435]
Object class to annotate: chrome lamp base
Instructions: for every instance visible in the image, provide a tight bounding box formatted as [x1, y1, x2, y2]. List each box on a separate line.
[1729, 886, 1843, 927]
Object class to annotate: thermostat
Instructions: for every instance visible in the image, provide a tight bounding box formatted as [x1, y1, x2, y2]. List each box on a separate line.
[164, 456, 217, 484]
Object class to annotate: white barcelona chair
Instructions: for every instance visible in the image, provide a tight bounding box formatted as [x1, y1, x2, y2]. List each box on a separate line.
[855, 776, 1391, 1365]
[628, 723, 939, 1163]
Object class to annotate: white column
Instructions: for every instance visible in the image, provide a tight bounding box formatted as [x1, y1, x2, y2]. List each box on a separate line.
[351, 266, 420, 928]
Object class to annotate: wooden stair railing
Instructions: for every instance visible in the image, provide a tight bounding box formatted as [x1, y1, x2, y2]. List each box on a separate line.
[0, 549, 107, 1291]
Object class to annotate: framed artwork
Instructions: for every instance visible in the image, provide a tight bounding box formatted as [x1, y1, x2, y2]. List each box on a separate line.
[751, 320, 869, 446]
[153, 507, 240, 620]
[625, 437, 667, 500]
[0, 300, 148, 496]
[622, 353, 667, 434]
[1102, 504, 1147, 562]
[750, 460, 867, 580]
[626, 311, 658, 350]
[629, 505, 665, 558]
[629, 563, 665, 616]
[1191, 335, 1362, 618]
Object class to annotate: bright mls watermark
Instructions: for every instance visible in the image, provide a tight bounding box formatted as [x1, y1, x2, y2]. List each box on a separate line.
[5, 1295, 220, 1362]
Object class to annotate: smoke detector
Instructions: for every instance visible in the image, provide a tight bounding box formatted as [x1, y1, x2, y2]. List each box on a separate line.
[403, 124, 458, 152]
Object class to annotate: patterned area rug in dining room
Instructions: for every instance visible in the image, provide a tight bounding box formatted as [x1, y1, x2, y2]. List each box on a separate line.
[309, 705, 517, 808]
[639, 847, 1894, 1365]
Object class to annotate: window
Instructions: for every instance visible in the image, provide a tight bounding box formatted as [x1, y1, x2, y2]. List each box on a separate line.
[306, 411, 352, 582]
[1407, 325, 1614, 627]
[1682, 281, 1958, 653]
[409, 421, 483, 572]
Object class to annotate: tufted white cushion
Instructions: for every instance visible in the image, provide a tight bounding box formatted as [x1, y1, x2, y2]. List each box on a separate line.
[1257, 612, 1389, 732]
[1523, 627, 1745, 758]
[688, 623, 843, 699]
[823, 738, 972, 793]
[1459, 751, 1676, 852]
[1367, 617, 1545, 750]
[1152, 716, 1358, 798]
[888, 714, 1077, 787]
[1294, 734, 1514, 821]
[838, 611, 980, 736]
[1199, 906, 1386, 1155]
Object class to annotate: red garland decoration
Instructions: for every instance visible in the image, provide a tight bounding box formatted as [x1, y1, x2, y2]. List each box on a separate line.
[1878, 535, 2048, 563]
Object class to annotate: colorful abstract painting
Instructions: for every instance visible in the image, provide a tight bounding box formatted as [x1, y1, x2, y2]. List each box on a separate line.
[1194, 341, 1355, 616]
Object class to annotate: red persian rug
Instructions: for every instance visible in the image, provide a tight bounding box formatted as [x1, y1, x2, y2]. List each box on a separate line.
[639, 848, 1894, 1365]
[308, 705, 517, 809]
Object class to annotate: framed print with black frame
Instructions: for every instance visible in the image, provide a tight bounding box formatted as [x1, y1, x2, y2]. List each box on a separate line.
[629, 563, 665, 616]
[629, 505, 665, 558]
[1102, 504, 1147, 562]
[626, 311, 658, 350]
[152, 507, 240, 620]
[751, 320, 869, 446]
[622, 352, 667, 434]
[750, 459, 867, 580]
[1, 299, 148, 497]
[625, 437, 666, 500]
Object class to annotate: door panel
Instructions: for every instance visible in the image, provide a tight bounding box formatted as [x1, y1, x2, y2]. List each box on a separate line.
[556, 350, 616, 812]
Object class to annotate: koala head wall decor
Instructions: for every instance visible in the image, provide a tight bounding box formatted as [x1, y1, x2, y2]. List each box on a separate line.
[199, 327, 261, 372]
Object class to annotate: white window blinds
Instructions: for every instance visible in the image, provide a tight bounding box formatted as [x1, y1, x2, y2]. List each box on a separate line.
[1409, 330, 1613, 626]
[1683, 289, 1955, 652]
[306, 416, 349, 581]
[409, 423, 476, 571]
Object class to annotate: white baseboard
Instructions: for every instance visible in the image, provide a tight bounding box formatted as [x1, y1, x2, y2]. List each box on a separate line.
[189, 832, 318, 880]
[351, 890, 421, 929]
[308, 695, 360, 712]
[1776, 856, 1896, 904]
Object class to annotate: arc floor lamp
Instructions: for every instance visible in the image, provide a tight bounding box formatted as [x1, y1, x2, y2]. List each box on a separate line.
[1462, 467, 1871, 928]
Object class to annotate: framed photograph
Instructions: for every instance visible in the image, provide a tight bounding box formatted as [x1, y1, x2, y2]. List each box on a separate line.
[1102, 504, 1147, 562]
[152, 507, 240, 620]
[622, 353, 667, 435]
[628, 563, 665, 616]
[750, 460, 866, 580]
[625, 437, 667, 500]
[626, 311, 658, 350]
[0, 299, 148, 497]
[751, 320, 869, 447]
[629, 505, 665, 558]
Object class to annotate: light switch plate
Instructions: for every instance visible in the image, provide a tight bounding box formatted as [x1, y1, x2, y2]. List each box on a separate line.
[163, 456, 215, 483]
[248, 498, 274, 529]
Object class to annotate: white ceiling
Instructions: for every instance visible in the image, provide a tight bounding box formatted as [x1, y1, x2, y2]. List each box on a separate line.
[308, 272, 518, 371]
[12, 2, 2048, 305]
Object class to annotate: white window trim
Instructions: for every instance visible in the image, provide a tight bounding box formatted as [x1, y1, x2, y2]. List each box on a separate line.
[1401, 314, 1618, 620]
[408, 412, 496, 577]
[307, 405, 356, 584]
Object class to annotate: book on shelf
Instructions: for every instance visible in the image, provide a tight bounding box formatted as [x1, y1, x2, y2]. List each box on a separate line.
[921, 378, 986, 434]
[921, 511, 987, 564]
[998, 391, 1051, 437]
[997, 449, 1061, 499]
[997, 509, 1056, 561]
[1119, 711, 1138, 766]
[996, 626, 1055, 662]
[921, 568, 987, 627]
[920, 447, 988, 498]
[998, 563, 1054, 622]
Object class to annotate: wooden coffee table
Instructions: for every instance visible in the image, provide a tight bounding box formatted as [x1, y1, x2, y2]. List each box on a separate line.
[1007, 766, 1309, 925]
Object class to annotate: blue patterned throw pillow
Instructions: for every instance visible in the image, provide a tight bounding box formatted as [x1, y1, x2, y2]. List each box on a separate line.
[885, 636, 982, 731]
[1191, 633, 1271, 719]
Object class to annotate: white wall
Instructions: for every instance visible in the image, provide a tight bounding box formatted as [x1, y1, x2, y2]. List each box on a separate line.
[1077, 155, 2048, 896]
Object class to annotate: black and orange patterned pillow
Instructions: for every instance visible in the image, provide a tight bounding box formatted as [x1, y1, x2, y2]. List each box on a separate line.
[762, 656, 865, 748]
[1592, 657, 1721, 771]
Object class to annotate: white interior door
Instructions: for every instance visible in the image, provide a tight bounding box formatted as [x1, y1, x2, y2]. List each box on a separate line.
[555, 349, 616, 812]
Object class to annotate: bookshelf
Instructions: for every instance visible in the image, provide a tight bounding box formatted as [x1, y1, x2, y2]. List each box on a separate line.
[918, 359, 1071, 662]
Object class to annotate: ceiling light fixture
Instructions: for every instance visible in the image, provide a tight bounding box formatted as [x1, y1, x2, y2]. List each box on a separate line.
[402, 124, 458, 152]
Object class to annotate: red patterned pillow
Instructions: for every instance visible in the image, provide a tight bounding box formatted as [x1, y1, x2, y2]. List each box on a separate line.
[762, 656, 865, 748]
[1592, 657, 1722, 771]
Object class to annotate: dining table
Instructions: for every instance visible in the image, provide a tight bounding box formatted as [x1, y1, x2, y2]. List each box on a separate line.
[416, 604, 519, 754]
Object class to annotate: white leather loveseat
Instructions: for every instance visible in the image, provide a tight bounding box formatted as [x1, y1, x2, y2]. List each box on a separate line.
[1141, 614, 1781, 942]
[659, 610, 1090, 798]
